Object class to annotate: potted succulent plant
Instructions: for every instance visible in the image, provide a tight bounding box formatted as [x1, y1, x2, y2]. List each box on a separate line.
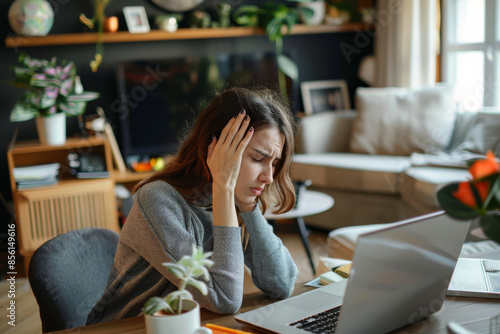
[9, 52, 100, 145]
[142, 244, 214, 334]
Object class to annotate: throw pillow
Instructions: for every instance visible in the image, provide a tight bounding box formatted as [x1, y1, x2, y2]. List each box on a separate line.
[455, 108, 500, 155]
[349, 86, 457, 156]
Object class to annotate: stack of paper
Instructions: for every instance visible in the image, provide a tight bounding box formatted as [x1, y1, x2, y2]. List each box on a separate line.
[13, 163, 60, 189]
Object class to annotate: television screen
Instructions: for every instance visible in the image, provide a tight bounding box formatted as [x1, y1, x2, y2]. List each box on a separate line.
[115, 52, 297, 160]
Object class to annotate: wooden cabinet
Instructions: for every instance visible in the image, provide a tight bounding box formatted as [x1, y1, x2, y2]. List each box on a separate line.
[7, 136, 121, 272]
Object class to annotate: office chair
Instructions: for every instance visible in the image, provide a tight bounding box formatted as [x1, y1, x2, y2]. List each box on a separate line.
[28, 228, 119, 332]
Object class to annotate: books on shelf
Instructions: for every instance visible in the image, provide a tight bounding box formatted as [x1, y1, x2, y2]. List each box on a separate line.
[14, 163, 60, 189]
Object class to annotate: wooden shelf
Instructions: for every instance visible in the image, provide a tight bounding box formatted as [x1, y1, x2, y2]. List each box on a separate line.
[5, 23, 373, 48]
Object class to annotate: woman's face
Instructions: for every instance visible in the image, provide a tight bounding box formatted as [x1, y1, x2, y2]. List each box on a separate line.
[235, 126, 285, 209]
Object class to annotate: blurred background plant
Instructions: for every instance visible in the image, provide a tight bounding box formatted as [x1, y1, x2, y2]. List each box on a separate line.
[233, 1, 314, 99]
[80, 0, 112, 72]
[9, 52, 100, 121]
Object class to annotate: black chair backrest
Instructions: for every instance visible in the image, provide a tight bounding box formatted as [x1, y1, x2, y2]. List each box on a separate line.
[28, 228, 119, 332]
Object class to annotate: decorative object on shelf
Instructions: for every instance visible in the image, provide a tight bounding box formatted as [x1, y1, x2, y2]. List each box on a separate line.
[233, 1, 314, 99]
[80, 0, 112, 72]
[298, 0, 326, 26]
[151, 0, 205, 12]
[360, 7, 376, 24]
[213, 2, 232, 28]
[142, 245, 214, 334]
[301, 80, 351, 114]
[104, 16, 119, 32]
[187, 9, 212, 28]
[156, 14, 183, 33]
[123, 6, 151, 34]
[326, 1, 354, 25]
[437, 151, 500, 244]
[8, 0, 54, 36]
[9, 53, 100, 145]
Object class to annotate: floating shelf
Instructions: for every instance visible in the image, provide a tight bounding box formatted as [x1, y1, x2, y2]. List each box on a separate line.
[5, 23, 373, 48]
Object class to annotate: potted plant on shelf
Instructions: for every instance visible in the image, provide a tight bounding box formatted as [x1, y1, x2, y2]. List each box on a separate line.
[9, 52, 100, 146]
[142, 244, 214, 334]
[437, 151, 500, 244]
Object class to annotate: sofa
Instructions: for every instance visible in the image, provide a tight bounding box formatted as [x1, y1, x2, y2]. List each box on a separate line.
[290, 85, 500, 231]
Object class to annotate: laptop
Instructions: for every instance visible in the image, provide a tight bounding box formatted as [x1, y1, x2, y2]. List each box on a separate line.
[447, 258, 500, 299]
[235, 211, 472, 334]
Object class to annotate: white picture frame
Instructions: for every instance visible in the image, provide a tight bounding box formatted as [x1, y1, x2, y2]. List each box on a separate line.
[123, 6, 151, 34]
[301, 80, 351, 114]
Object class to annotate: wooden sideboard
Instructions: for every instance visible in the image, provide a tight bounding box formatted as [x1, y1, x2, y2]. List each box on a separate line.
[7, 135, 153, 272]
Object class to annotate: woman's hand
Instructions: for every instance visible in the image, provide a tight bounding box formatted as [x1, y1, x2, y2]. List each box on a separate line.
[207, 109, 253, 193]
[207, 109, 253, 226]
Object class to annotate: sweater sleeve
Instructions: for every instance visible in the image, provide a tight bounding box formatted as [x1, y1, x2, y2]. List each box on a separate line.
[133, 181, 245, 314]
[240, 206, 298, 299]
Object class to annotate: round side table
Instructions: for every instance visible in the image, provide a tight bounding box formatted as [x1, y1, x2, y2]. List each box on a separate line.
[265, 190, 334, 275]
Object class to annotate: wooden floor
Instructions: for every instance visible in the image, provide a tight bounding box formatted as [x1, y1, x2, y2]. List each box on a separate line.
[0, 222, 330, 334]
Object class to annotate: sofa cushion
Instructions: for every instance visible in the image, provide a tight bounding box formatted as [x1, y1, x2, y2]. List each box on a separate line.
[291, 153, 411, 194]
[455, 108, 500, 155]
[350, 86, 457, 156]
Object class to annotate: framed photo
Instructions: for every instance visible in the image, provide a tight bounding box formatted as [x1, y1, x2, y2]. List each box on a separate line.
[123, 6, 150, 33]
[301, 80, 351, 114]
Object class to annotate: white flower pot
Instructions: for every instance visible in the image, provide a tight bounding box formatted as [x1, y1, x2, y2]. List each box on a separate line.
[298, 1, 326, 26]
[35, 113, 66, 146]
[144, 300, 212, 334]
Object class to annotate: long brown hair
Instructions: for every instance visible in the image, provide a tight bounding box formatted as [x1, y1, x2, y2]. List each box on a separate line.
[134, 86, 298, 214]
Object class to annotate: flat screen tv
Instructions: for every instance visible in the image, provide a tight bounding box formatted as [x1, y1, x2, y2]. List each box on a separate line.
[115, 52, 298, 160]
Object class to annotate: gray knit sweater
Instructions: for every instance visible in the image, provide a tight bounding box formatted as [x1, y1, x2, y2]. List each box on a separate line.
[86, 180, 298, 324]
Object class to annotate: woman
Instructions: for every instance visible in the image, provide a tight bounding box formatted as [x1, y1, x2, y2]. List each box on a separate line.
[87, 87, 299, 324]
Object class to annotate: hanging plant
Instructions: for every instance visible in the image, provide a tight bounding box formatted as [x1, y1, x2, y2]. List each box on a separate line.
[80, 0, 112, 72]
[233, 1, 314, 99]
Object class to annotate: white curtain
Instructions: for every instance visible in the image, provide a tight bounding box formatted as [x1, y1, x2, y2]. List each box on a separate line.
[374, 0, 437, 88]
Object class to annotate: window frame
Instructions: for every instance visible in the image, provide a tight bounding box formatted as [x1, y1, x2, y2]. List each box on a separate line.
[441, 0, 500, 108]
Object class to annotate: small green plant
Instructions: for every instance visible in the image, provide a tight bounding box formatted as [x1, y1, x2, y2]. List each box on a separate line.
[142, 245, 214, 315]
[9, 53, 100, 122]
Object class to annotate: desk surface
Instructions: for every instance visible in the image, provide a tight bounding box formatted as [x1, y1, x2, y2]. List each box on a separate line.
[47, 283, 499, 334]
[264, 190, 334, 220]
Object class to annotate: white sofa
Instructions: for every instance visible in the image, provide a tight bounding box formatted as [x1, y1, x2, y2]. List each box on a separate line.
[290, 86, 500, 231]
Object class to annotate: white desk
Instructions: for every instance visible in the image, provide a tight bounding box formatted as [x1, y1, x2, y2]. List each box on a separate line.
[265, 190, 334, 275]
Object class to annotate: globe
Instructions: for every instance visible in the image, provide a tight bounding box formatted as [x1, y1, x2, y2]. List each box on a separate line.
[8, 0, 54, 36]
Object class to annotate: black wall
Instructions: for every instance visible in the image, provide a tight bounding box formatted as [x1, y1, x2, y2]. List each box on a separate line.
[0, 0, 374, 238]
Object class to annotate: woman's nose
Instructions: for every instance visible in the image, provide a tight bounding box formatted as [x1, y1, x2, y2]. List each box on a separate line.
[259, 164, 274, 184]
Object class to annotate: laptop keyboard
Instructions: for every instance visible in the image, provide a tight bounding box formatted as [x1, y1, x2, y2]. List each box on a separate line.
[288, 306, 341, 333]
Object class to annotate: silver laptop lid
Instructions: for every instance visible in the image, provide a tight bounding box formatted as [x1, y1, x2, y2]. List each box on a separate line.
[335, 211, 471, 334]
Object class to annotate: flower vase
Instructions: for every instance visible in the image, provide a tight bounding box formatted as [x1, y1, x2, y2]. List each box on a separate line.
[35, 113, 66, 146]
[144, 300, 211, 334]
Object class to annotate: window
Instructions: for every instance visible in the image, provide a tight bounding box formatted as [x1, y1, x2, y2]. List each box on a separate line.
[442, 0, 499, 111]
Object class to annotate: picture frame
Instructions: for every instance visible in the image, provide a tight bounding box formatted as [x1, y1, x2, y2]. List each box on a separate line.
[301, 80, 351, 114]
[123, 6, 151, 34]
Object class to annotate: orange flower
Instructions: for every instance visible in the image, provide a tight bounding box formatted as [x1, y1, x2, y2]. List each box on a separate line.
[469, 151, 500, 180]
[452, 181, 490, 208]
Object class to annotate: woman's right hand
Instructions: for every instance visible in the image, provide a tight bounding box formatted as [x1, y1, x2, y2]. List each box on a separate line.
[206, 109, 253, 194]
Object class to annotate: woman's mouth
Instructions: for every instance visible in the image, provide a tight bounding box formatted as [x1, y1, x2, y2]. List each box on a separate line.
[250, 187, 263, 196]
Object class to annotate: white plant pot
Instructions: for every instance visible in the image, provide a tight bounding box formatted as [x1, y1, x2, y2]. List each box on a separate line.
[35, 113, 66, 146]
[298, 1, 326, 26]
[144, 300, 212, 334]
